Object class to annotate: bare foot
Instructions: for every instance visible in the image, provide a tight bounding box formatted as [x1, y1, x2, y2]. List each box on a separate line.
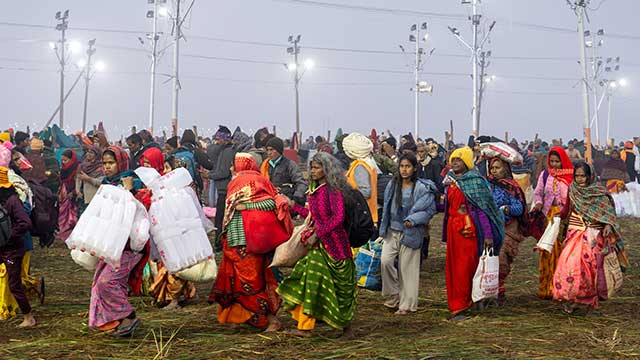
[341, 324, 354, 339]
[263, 322, 283, 333]
[18, 314, 36, 328]
[286, 329, 312, 338]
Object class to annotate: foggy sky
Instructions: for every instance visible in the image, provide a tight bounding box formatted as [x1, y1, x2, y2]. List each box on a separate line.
[1, 0, 638, 143]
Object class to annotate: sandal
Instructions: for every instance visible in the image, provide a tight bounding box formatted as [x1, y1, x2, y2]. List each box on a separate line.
[394, 309, 415, 315]
[112, 318, 141, 337]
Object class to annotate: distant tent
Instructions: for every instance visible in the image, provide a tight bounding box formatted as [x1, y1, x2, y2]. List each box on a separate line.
[39, 124, 83, 162]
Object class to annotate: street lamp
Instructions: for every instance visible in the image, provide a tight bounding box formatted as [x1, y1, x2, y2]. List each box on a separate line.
[401, 21, 433, 138]
[286, 34, 313, 148]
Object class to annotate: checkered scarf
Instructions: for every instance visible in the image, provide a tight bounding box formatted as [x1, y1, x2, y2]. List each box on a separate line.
[570, 181, 619, 234]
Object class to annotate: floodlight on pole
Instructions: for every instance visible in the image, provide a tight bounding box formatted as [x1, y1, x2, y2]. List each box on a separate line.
[618, 78, 628, 87]
[287, 63, 297, 71]
[304, 59, 314, 70]
[68, 40, 82, 54]
[158, 6, 170, 17]
[95, 60, 106, 71]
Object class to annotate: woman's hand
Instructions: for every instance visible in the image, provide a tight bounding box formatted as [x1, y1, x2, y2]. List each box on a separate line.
[404, 220, 413, 229]
[235, 203, 247, 211]
[282, 195, 295, 207]
[532, 203, 543, 212]
[78, 171, 90, 182]
[121, 176, 134, 191]
[603, 224, 613, 238]
[484, 238, 494, 249]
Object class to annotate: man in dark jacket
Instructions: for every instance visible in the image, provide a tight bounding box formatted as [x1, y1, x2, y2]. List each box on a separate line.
[126, 133, 145, 170]
[263, 137, 307, 205]
[206, 126, 236, 247]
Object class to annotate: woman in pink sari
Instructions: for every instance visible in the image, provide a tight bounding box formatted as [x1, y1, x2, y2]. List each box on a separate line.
[57, 149, 79, 240]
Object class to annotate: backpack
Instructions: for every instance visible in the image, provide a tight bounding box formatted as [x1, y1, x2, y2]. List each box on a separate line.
[377, 174, 394, 206]
[0, 204, 11, 249]
[28, 180, 58, 239]
[174, 149, 198, 182]
[343, 187, 376, 248]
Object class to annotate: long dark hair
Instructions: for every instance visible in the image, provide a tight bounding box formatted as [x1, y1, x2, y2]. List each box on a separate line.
[394, 153, 418, 212]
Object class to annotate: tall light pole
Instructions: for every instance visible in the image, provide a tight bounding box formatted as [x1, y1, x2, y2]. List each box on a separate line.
[54, 10, 69, 129]
[401, 22, 433, 139]
[605, 78, 627, 146]
[81, 39, 96, 133]
[171, 0, 182, 137]
[585, 28, 605, 148]
[448, 0, 495, 137]
[569, 0, 593, 164]
[145, 0, 165, 135]
[477, 51, 495, 124]
[286, 35, 314, 148]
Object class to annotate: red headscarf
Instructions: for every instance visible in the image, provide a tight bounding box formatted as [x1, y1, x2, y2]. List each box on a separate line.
[547, 146, 574, 185]
[103, 146, 130, 174]
[61, 150, 79, 192]
[234, 152, 259, 173]
[139, 147, 165, 175]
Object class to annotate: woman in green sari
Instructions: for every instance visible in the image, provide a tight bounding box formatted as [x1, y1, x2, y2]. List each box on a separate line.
[279, 152, 357, 338]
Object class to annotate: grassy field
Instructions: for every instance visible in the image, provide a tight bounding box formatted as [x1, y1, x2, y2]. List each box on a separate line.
[1, 214, 639, 360]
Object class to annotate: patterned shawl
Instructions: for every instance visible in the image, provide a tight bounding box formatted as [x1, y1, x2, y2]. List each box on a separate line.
[446, 168, 505, 245]
[223, 153, 278, 230]
[570, 181, 619, 234]
[488, 157, 528, 226]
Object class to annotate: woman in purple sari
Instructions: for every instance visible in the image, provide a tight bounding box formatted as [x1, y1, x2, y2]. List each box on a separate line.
[57, 149, 79, 240]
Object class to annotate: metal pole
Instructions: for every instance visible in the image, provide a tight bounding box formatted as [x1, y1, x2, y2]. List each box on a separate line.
[592, 40, 600, 148]
[81, 40, 95, 134]
[477, 52, 486, 125]
[294, 38, 301, 147]
[59, 15, 67, 129]
[414, 27, 420, 138]
[171, 0, 181, 137]
[44, 68, 86, 130]
[576, 3, 593, 164]
[149, 0, 159, 134]
[471, 0, 480, 136]
[606, 90, 612, 146]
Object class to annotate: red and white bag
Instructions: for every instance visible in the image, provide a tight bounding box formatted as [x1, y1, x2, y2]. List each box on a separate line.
[472, 248, 499, 302]
[480, 142, 523, 165]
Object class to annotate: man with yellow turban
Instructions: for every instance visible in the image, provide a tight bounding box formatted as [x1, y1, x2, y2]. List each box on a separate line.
[442, 146, 504, 321]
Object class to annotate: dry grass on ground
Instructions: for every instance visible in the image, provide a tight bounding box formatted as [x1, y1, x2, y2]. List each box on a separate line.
[1, 214, 639, 360]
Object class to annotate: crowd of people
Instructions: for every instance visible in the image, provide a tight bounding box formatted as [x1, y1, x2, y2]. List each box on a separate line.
[0, 125, 635, 336]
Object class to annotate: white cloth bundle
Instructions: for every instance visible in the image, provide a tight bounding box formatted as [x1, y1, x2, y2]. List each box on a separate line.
[66, 184, 150, 268]
[480, 142, 523, 165]
[135, 167, 214, 273]
[612, 182, 640, 217]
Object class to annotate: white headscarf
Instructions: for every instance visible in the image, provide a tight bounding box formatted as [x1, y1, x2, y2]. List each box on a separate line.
[342, 133, 379, 172]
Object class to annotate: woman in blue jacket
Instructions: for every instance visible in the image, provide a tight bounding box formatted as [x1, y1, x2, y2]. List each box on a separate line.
[379, 153, 437, 315]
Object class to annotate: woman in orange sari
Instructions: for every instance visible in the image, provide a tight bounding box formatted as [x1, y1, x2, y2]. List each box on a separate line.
[208, 153, 282, 332]
[532, 146, 573, 299]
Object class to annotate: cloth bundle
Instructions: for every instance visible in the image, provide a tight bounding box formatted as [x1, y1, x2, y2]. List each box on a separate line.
[480, 142, 523, 165]
[66, 185, 150, 268]
[135, 167, 214, 273]
[611, 183, 640, 217]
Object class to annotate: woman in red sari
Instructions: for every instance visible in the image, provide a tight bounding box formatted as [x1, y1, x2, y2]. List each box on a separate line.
[208, 153, 282, 332]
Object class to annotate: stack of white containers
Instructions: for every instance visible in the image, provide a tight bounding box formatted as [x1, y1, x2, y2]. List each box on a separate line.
[135, 167, 214, 273]
[66, 184, 150, 268]
[612, 183, 640, 217]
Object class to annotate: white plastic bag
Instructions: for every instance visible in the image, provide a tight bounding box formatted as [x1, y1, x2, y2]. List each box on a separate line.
[472, 248, 499, 302]
[70, 249, 99, 272]
[536, 217, 560, 252]
[176, 258, 218, 282]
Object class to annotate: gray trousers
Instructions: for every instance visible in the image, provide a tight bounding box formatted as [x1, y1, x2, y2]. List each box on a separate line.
[381, 230, 421, 312]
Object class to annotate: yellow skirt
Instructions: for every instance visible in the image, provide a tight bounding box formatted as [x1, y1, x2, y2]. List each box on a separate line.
[0, 251, 39, 319]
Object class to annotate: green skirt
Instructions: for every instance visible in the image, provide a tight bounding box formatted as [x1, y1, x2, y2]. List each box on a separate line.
[276, 245, 357, 329]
